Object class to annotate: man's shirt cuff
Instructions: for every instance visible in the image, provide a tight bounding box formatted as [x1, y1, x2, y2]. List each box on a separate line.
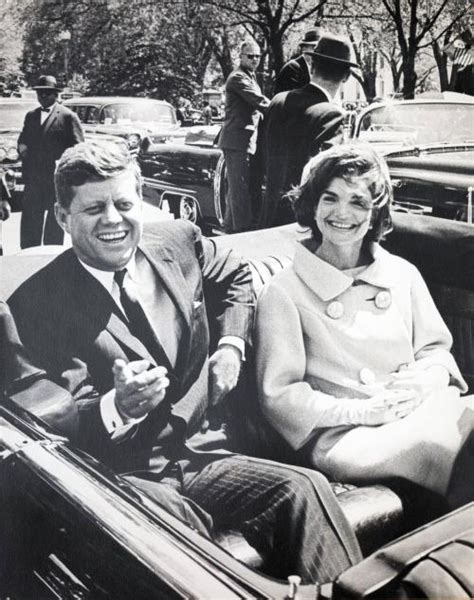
[218, 336, 246, 360]
[100, 389, 147, 441]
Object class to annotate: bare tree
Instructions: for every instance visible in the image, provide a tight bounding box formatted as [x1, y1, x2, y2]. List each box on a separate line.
[200, 0, 329, 78]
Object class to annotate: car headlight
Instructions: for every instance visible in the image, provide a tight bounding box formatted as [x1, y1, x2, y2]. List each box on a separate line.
[6, 147, 19, 161]
[126, 133, 141, 149]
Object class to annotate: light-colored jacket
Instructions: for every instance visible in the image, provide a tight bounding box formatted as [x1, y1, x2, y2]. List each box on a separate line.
[255, 239, 467, 451]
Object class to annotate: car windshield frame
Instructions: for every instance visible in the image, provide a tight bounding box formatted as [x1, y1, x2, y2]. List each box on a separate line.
[67, 100, 177, 126]
[356, 102, 474, 147]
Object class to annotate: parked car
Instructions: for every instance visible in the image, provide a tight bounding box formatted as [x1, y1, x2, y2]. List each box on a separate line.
[139, 97, 474, 230]
[0, 99, 37, 209]
[1, 212, 472, 598]
[351, 98, 474, 223]
[63, 96, 181, 155]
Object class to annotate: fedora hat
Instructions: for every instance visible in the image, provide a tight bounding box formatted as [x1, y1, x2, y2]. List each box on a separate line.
[312, 33, 359, 68]
[301, 27, 323, 46]
[33, 75, 62, 92]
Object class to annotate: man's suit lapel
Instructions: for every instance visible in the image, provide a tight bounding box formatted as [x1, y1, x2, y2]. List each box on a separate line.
[42, 104, 60, 135]
[67, 252, 157, 365]
[138, 241, 192, 374]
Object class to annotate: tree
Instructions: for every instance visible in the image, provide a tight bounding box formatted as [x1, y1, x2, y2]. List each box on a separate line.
[379, 0, 470, 98]
[0, 0, 26, 83]
[200, 0, 329, 81]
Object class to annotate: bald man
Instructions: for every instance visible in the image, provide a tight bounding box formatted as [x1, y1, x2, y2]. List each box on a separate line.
[218, 41, 270, 232]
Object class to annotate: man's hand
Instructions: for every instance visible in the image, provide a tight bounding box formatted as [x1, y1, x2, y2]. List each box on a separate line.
[17, 143, 28, 159]
[209, 345, 242, 406]
[112, 358, 169, 421]
[0, 199, 11, 221]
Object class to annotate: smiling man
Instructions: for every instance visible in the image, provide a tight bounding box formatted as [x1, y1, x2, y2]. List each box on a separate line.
[7, 139, 361, 585]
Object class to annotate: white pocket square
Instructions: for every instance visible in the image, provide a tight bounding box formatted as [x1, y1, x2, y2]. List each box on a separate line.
[193, 300, 203, 309]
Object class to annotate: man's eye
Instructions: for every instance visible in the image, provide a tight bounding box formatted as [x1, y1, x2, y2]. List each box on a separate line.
[84, 206, 103, 215]
[116, 202, 133, 211]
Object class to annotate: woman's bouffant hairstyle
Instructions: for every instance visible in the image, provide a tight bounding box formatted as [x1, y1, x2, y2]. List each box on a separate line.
[55, 139, 142, 208]
[288, 144, 393, 243]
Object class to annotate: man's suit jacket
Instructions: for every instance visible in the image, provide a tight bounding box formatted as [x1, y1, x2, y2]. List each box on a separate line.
[18, 103, 84, 184]
[8, 220, 254, 473]
[218, 67, 269, 155]
[273, 55, 310, 95]
[262, 85, 344, 227]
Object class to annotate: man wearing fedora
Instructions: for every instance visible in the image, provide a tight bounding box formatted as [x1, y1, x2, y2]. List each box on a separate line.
[261, 33, 358, 228]
[17, 74, 84, 248]
[274, 28, 322, 95]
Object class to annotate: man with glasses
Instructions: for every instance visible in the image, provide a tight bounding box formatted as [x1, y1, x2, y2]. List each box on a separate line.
[218, 42, 270, 233]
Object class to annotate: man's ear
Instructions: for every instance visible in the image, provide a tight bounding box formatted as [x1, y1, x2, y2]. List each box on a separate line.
[54, 202, 70, 233]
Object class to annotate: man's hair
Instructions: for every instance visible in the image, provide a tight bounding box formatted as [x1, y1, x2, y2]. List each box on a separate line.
[288, 144, 393, 243]
[311, 55, 351, 82]
[55, 139, 142, 208]
[240, 41, 259, 55]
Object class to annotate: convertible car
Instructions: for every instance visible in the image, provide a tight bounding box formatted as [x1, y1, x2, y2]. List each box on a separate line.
[1, 211, 473, 598]
[138, 97, 474, 230]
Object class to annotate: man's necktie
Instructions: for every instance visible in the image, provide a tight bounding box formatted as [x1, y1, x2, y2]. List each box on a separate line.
[114, 269, 168, 366]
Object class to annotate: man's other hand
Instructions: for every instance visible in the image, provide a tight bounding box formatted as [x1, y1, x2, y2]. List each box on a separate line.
[209, 345, 242, 406]
[0, 200, 11, 221]
[112, 358, 169, 421]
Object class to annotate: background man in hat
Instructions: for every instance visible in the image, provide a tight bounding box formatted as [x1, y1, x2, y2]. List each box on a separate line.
[218, 41, 270, 233]
[17, 74, 84, 248]
[261, 33, 357, 228]
[273, 28, 323, 95]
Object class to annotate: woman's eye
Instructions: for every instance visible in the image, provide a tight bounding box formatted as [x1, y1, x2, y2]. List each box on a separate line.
[321, 195, 336, 203]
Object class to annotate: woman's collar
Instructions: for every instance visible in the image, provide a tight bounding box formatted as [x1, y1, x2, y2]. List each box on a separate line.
[293, 239, 396, 301]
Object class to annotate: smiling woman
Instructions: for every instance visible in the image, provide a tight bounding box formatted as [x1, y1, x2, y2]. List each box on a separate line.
[255, 144, 474, 506]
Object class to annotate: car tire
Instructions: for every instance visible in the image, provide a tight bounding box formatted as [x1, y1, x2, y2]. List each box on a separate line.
[171, 195, 199, 224]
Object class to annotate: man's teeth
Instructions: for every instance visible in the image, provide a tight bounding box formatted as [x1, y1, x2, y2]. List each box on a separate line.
[98, 231, 127, 241]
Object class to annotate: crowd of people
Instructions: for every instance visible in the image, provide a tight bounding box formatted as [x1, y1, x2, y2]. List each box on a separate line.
[0, 30, 473, 588]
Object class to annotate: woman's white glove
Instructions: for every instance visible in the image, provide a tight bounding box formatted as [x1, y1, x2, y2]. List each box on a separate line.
[314, 388, 422, 428]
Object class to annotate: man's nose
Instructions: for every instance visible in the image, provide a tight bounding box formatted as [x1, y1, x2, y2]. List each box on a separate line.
[102, 203, 123, 223]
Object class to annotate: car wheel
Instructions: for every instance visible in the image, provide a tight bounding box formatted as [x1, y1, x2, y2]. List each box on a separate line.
[171, 195, 199, 224]
[213, 153, 227, 228]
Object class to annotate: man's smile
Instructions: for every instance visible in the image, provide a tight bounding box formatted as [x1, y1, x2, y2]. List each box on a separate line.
[96, 230, 129, 242]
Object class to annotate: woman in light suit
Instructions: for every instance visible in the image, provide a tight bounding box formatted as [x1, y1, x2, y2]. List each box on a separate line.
[255, 144, 473, 504]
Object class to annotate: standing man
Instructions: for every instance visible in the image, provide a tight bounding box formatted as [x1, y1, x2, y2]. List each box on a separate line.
[274, 28, 322, 95]
[8, 139, 361, 585]
[261, 33, 357, 228]
[219, 41, 270, 233]
[17, 74, 84, 248]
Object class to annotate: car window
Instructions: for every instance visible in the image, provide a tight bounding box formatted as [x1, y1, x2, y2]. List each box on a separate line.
[99, 102, 176, 126]
[358, 103, 474, 145]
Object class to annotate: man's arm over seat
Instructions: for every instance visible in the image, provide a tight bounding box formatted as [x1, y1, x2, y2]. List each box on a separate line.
[1, 300, 78, 438]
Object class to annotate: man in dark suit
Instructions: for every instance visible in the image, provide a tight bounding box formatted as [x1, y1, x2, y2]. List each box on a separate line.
[8, 139, 361, 584]
[17, 74, 84, 248]
[261, 34, 357, 228]
[273, 28, 322, 95]
[219, 41, 270, 233]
